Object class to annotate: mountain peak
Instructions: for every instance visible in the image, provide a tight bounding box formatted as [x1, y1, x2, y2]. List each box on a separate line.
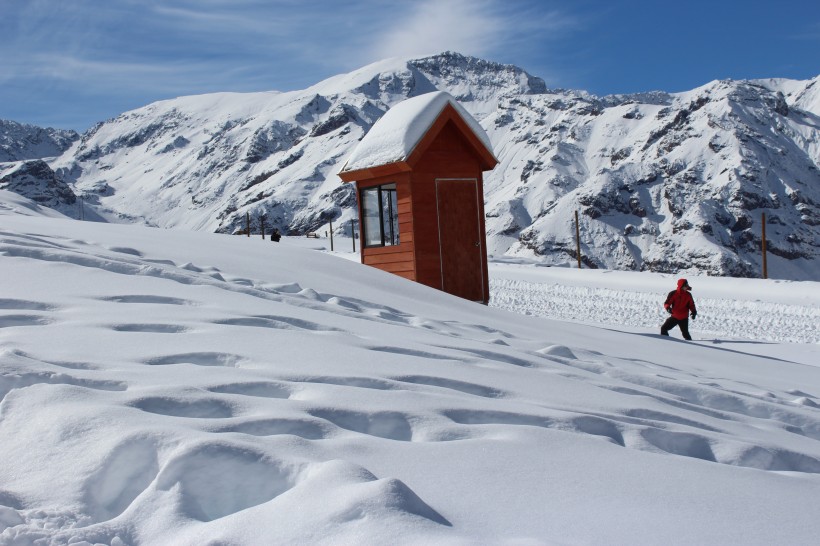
[409, 51, 548, 98]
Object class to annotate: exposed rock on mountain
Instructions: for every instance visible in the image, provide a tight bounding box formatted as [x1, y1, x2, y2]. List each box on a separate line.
[0, 120, 79, 162]
[483, 77, 820, 279]
[2, 52, 818, 279]
[0, 160, 77, 217]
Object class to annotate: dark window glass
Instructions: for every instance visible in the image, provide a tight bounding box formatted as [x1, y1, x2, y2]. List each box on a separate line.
[360, 183, 399, 248]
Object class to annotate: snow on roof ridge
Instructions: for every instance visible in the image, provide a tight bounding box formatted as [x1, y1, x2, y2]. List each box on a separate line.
[340, 90, 495, 173]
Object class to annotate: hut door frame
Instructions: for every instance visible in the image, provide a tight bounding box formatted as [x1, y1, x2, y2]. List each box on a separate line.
[435, 178, 485, 301]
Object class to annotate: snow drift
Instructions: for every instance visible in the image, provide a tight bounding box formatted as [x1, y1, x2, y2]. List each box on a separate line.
[1, 191, 819, 544]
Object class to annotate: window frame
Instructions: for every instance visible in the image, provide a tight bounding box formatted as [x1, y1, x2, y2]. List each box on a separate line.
[359, 183, 400, 248]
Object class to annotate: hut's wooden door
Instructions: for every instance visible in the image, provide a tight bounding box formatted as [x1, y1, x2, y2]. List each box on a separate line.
[436, 178, 484, 301]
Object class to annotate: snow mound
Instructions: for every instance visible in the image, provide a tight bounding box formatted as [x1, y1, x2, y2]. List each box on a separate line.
[1, 201, 819, 544]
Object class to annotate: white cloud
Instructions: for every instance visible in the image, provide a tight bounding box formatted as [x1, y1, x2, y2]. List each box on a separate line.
[370, 0, 504, 60]
[360, 0, 579, 84]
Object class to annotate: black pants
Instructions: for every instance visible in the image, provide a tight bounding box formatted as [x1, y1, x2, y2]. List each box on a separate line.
[661, 316, 691, 340]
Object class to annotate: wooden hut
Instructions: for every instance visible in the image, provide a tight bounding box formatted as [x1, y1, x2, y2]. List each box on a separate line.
[338, 91, 498, 303]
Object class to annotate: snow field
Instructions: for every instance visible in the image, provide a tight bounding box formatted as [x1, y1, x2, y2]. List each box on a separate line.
[1, 195, 819, 544]
[489, 274, 820, 344]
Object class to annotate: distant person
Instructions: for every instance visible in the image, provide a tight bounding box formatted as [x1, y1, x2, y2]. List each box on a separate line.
[661, 278, 697, 340]
[271, 228, 281, 242]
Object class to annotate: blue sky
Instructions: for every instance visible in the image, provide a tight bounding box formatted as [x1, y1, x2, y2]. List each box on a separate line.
[2, 0, 818, 131]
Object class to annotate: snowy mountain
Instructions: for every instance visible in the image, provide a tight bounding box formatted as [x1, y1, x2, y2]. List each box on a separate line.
[4, 52, 820, 279]
[1, 191, 819, 544]
[485, 76, 820, 280]
[0, 120, 79, 162]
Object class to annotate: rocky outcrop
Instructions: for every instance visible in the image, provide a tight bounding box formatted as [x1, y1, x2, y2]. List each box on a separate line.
[0, 160, 77, 216]
[0, 120, 79, 162]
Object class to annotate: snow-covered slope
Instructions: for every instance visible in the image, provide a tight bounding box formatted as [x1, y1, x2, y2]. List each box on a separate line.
[484, 77, 820, 280]
[5, 52, 820, 279]
[1, 194, 819, 545]
[43, 53, 542, 233]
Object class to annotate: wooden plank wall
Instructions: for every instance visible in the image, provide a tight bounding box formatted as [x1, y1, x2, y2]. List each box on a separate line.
[412, 121, 487, 295]
[360, 174, 416, 280]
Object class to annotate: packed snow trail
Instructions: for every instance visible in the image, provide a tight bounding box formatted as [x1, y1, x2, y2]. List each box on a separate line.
[488, 263, 820, 344]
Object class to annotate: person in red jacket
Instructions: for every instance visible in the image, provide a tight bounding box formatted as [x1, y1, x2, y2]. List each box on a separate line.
[661, 278, 697, 340]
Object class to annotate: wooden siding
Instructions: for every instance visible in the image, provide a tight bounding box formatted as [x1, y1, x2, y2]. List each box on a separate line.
[363, 245, 415, 275]
[406, 104, 497, 172]
[364, 247, 412, 264]
[357, 173, 417, 281]
[436, 179, 483, 301]
[411, 121, 491, 301]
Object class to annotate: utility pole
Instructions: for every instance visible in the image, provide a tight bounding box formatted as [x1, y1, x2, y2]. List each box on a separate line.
[329, 219, 334, 251]
[761, 212, 768, 279]
[574, 210, 582, 269]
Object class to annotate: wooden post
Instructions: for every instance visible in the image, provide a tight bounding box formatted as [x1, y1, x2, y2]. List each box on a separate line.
[260, 214, 266, 239]
[351, 220, 356, 253]
[246, 212, 250, 237]
[574, 210, 582, 269]
[761, 212, 768, 279]
[329, 219, 334, 252]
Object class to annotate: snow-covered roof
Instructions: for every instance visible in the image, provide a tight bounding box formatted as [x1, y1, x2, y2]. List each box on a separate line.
[340, 91, 495, 173]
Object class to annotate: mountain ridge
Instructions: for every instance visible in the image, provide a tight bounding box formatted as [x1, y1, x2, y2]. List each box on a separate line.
[0, 120, 79, 163]
[1, 52, 818, 280]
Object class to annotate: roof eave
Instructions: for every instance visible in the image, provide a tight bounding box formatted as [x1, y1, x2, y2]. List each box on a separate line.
[338, 160, 413, 183]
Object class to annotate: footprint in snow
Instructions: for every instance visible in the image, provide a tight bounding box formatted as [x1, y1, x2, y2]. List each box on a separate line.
[0, 298, 57, 311]
[129, 396, 235, 419]
[145, 352, 246, 367]
[155, 443, 302, 522]
[309, 408, 414, 441]
[215, 418, 327, 439]
[0, 314, 53, 328]
[111, 323, 188, 333]
[208, 381, 291, 398]
[99, 294, 195, 306]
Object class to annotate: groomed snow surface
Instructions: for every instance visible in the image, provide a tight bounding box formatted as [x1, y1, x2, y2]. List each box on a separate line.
[1, 191, 819, 545]
[489, 259, 820, 346]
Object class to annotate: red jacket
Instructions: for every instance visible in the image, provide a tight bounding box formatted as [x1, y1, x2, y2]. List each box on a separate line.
[664, 288, 696, 320]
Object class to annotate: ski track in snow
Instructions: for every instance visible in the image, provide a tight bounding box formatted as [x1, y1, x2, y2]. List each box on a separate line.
[490, 277, 820, 344]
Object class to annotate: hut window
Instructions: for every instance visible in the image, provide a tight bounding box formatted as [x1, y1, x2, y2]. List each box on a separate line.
[361, 183, 399, 247]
